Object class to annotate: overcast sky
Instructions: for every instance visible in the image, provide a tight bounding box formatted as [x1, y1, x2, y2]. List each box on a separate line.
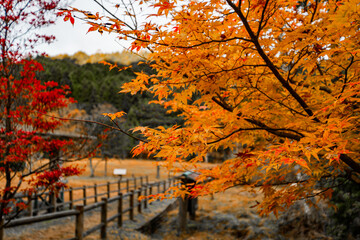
[36, 0, 129, 56]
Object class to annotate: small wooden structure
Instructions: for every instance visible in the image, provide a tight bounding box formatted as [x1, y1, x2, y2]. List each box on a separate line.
[177, 171, 200, 233]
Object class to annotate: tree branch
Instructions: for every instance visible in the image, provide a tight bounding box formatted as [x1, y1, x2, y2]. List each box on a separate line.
[256, 0, 270, 38]
[44, 115, 148, 143]
[211, 95, 360, 174]
[225, 0, 320, 123]
[211, 96, 304, 141]
[310, 0, 319, 23]
[208, 126, 304, 144]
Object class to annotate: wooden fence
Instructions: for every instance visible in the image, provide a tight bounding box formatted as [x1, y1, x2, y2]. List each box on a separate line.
[10, 175, 151, 217]
[2, 177, 177, 240]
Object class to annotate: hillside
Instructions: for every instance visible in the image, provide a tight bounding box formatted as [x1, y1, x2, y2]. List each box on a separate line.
[51, 51, 147, 66]
[35, 55, 182, 158]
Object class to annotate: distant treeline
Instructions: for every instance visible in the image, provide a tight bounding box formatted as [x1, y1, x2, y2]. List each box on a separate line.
[35, 56, 182, 158]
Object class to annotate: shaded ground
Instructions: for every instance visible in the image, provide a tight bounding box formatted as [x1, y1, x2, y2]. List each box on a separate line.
[149, 187, 332, 240]
[108, 187, 333, 240]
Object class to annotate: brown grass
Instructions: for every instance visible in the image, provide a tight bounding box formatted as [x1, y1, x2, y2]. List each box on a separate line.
[66, 158, 175, 187]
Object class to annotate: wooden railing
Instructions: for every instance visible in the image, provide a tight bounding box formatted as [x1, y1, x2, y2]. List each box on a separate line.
[9, 175, 151, 217]
[2, 177, 177, 240]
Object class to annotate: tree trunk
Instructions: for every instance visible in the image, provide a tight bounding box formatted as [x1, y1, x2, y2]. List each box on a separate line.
[156, 165, 160, 179]
[104, 156, 107, 177]
[89, 157, 95, 178]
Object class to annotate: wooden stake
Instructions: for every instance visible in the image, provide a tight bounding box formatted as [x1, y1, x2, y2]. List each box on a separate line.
[75, 205, 84, 240]
[118, 193, 123, 227]
[101, 198, 108, 240]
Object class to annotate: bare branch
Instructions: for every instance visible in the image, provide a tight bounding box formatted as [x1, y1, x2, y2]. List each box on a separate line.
[310, 0, 319, 23]
[44, 114, 148, 143]
[256, 0, 270, 38]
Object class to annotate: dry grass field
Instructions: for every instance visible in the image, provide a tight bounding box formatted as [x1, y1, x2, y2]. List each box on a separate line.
[65, 158, 175, 186]
[0, 157, 183, 198]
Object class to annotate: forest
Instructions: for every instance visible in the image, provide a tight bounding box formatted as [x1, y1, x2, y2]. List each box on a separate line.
[35, 53, 183, 159]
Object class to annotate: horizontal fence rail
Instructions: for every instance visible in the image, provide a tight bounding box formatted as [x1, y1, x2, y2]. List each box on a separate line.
[2, 177, 178, 240]
[7, 176, 150, 219]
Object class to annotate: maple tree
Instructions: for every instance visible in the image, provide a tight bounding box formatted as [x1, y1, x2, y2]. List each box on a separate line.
[65, 0, 360, 215]
[0, 0, 87, 230]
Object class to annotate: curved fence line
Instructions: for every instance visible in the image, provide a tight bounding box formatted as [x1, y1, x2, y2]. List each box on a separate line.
[2, 177, 178, 240]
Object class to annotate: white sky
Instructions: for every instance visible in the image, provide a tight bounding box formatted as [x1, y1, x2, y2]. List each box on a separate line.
[36, 0, 129, 56]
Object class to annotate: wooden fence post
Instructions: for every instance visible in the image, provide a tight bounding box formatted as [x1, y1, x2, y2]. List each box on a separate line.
[163, 180, 167, 193]
[140, 176, 143, 186]
[126, 179, 130, 192]
[168, 178, 172, 193]
[129, 190, 134, 221]
[107, 182, 110, 199]
[69, 187, 74, 209]
[156, 165, 160, 179]
[50, 192, 56, 212]
[83, 186, 87, 206]
[157, 182, 160, 194]
[61, 188, 66, 209]
[118, 193, 123, 227]
[134, 177, 137, 189]
[27, 191, 33, 216]
[144, 186, 148, 209]
[146, 176, 149, 185]
[137, 188, 142, 214]
[168, 179, 172, 194]
[101, 198, 108, 240]
[94, 184, 98, 203]
[33, 194, 38, 215]
[178, 196, 188, 234]
[75, 205, 84, 240]
[149, 185, 153, 205]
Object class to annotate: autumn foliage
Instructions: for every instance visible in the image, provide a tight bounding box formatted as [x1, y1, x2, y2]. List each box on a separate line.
[66, 0, 360, 215]
[0, 0, 84, 224]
